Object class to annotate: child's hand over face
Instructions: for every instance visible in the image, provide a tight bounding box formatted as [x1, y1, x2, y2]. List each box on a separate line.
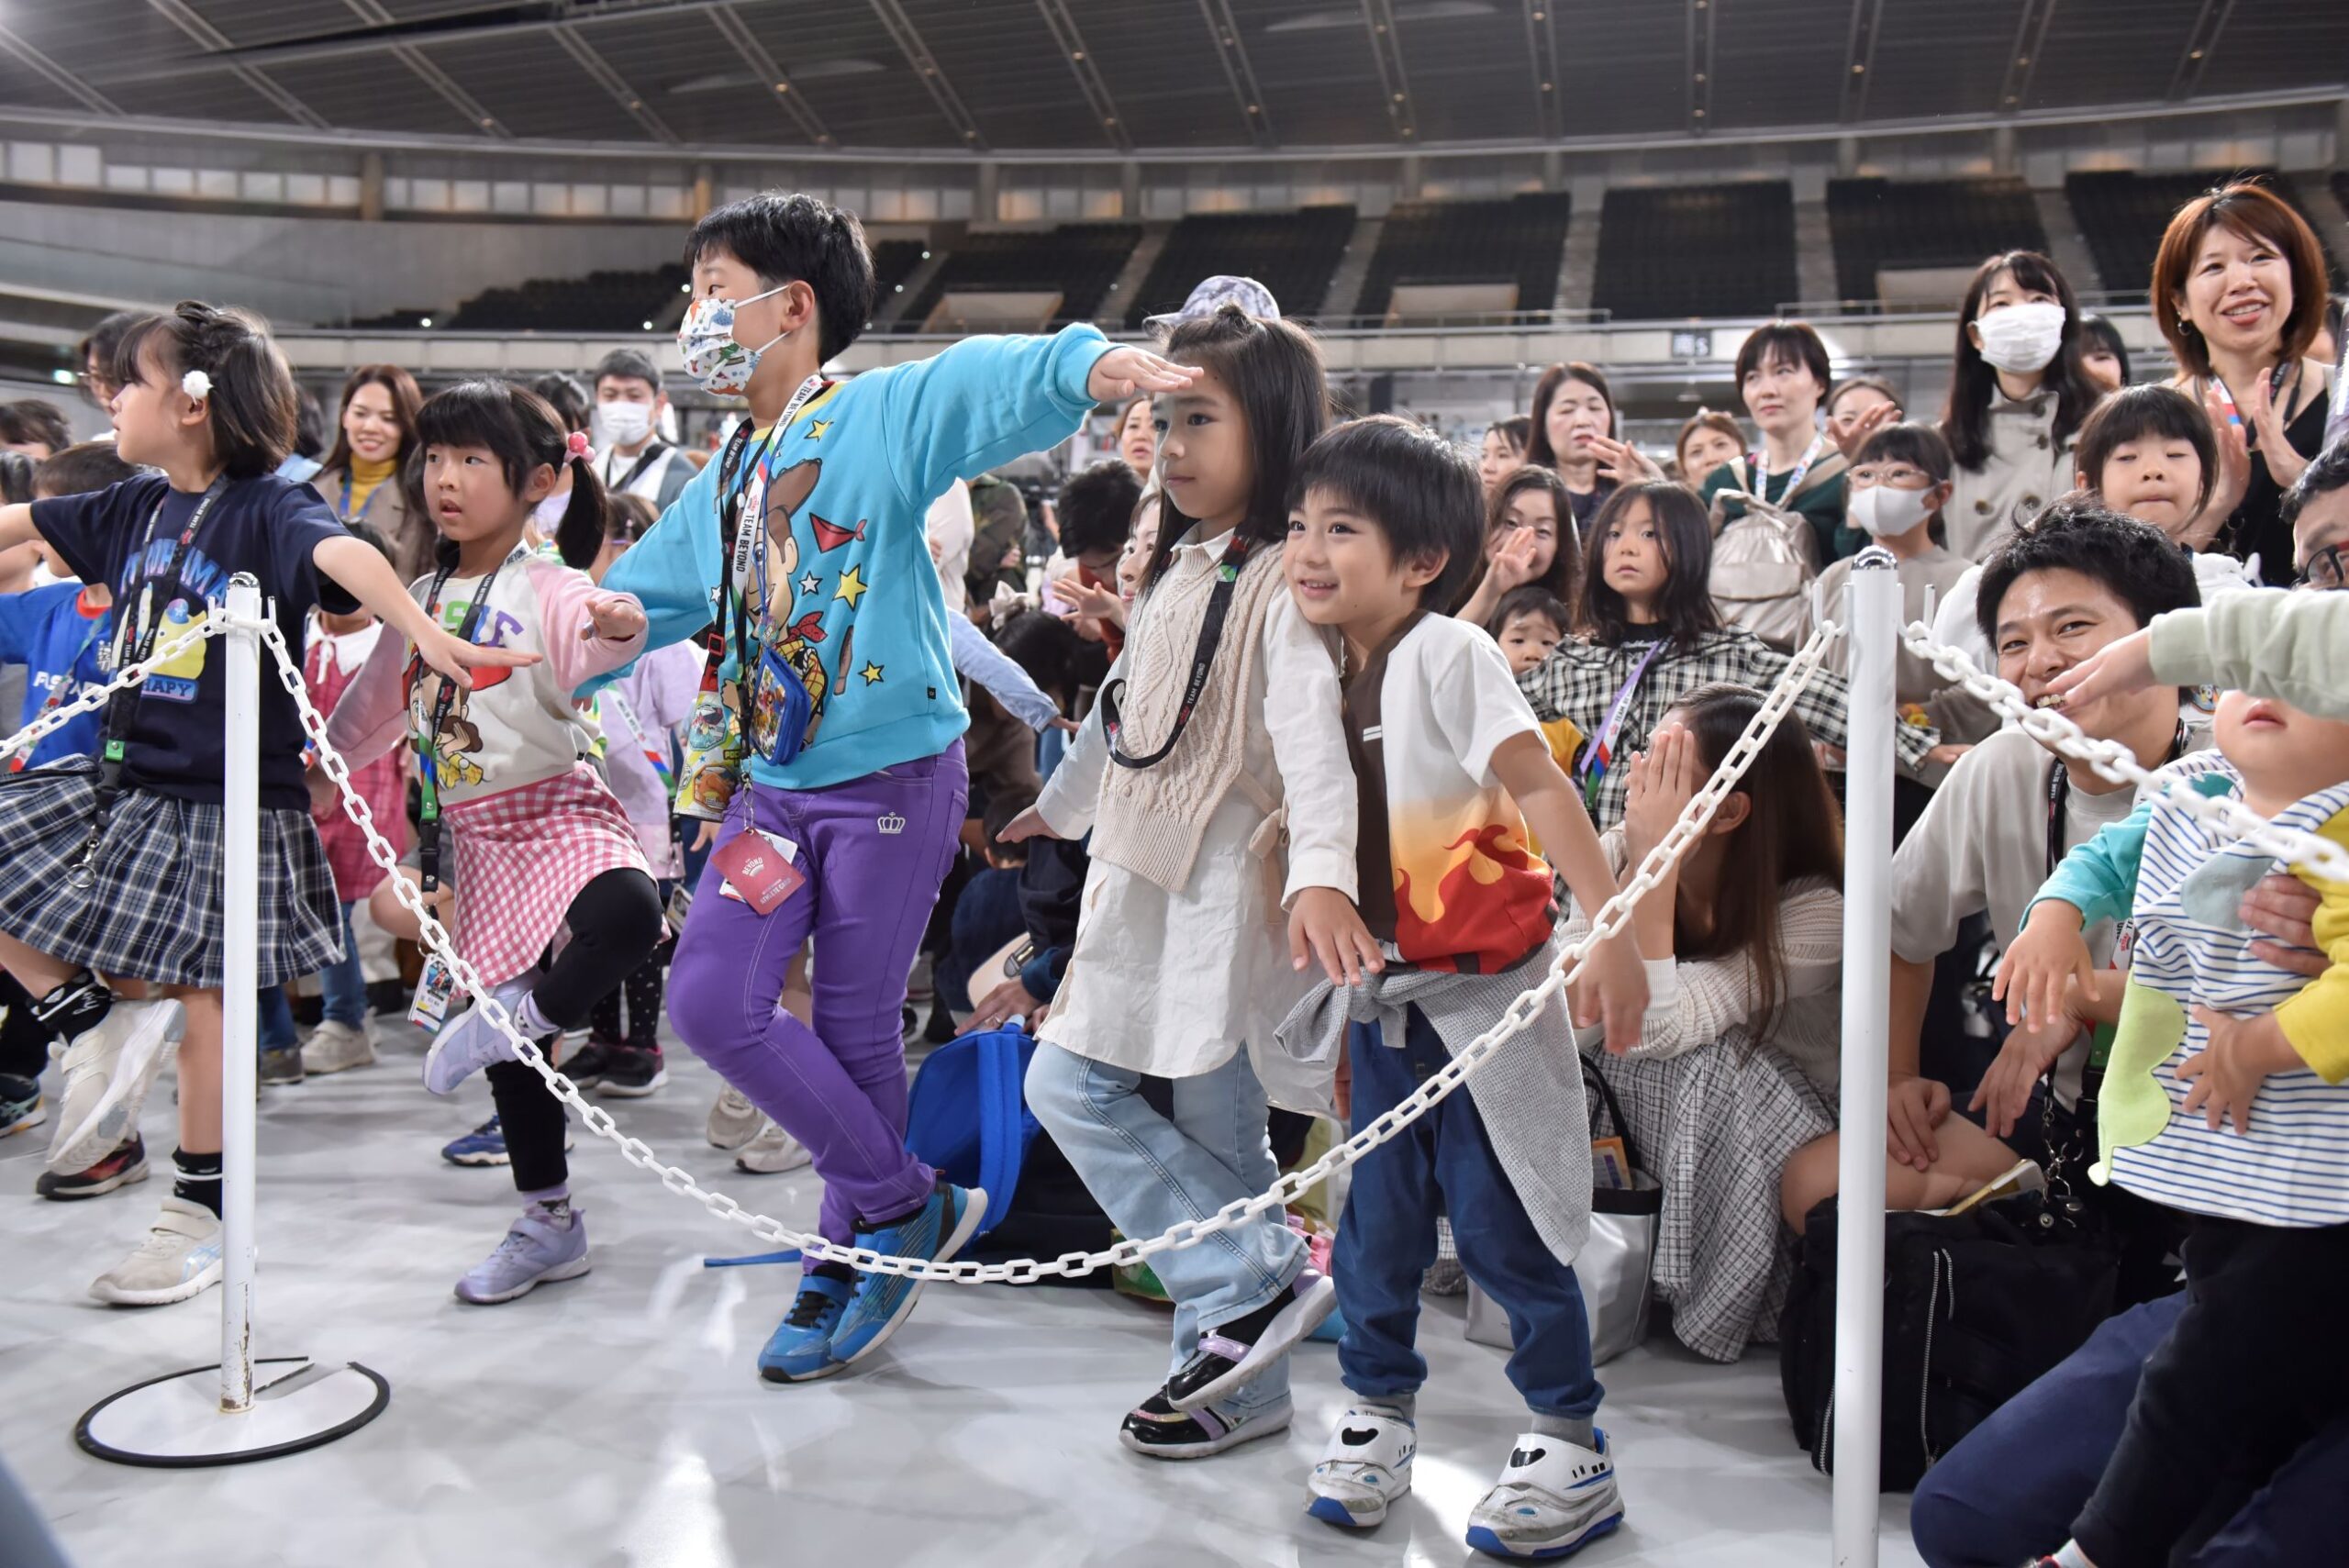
[1621, 723, 1700, 866]
[1086, 347, 1197, 404]
[2179, 1006, 2303, 1135]
[1573, 929, 1649, 1055]
[1993, 900, 2096, 1031]
[413, 625, 539, 692]
[1288, 886, 1385, 988]
[584, 597, 646, 642]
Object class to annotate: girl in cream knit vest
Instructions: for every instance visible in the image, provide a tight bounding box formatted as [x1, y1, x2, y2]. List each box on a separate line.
[1005, 306, 1380, 1461]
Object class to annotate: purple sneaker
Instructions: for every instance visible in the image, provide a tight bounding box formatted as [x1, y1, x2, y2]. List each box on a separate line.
[454, 1205, 590, 1305]
[424, 973, 537, 1096]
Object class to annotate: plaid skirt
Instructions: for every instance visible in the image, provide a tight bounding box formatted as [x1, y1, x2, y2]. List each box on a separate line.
[449, 764, 651, 988]
[1584, 1035, 1836, 1363]
[0, 757, 341, 989]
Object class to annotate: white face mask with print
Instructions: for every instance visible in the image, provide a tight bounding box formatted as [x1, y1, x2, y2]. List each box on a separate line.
[1975, 301, 2066, 375]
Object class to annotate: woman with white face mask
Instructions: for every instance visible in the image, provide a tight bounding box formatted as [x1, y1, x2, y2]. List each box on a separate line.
[1938, 250, 2101, 562]
[1814, 423, 1988, 819]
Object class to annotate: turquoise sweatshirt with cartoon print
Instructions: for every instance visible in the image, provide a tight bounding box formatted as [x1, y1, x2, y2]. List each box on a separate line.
[601, 324, 1112, 792]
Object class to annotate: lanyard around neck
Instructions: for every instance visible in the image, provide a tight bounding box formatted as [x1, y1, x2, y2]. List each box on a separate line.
[1750, 431, 1829, 501]
[1101, 532, 1255, 771]
[414, 542, 524, 817]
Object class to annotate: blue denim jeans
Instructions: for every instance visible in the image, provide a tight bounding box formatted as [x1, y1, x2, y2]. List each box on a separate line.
[259, 900, 363, 1052]
[1911, 1292, 2349, 1567]
[1337, 1004, 1601, 1419]
[1025, 1040, 1306, 1418]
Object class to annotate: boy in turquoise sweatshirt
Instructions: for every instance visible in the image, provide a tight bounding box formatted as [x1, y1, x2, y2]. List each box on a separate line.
[603, 192, 1190, 1383]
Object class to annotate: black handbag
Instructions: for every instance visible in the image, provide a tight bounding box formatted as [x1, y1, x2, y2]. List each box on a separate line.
[1779, 1190, 2119, 1492]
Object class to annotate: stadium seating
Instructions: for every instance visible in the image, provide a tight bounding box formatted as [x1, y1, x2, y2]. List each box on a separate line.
[1592, 182, 1796, 319]
[896, 223, 1141, 332]
[1353, 192, 1572, 320]
[1825, 176, 2048, 306]
[445, 263, 691, 333]
[1124, 206, 1356, 328]
[870, 238, 929, 300]
[2065, 169, 2343, 302]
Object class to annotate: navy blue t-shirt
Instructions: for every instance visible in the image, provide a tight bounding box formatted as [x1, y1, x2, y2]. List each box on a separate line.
[31, 473, 353, 808]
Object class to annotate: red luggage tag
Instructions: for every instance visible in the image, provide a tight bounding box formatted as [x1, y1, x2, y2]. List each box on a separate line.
[712, 828, 804, 915]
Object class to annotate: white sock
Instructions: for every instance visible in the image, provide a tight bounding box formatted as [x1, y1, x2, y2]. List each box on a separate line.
[2052, 1542, 2097, 1568]
[511, 989, 556, 1041]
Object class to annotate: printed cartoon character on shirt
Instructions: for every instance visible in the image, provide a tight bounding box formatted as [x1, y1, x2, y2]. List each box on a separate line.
[404, 662, 506, 790]
[747, 458, 858, 762]
[112, 544, 229, 701]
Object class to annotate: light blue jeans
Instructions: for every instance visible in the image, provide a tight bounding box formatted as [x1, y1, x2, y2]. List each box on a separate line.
[1025, 1040, 1306, 1418]
[259, 900, 365, 1052]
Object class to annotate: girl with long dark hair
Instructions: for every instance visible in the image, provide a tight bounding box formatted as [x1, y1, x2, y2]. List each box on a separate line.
[1939, 250, 2102, 560]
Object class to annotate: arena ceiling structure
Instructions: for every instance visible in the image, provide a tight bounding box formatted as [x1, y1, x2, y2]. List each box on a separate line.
[0, 0, 2342, 158]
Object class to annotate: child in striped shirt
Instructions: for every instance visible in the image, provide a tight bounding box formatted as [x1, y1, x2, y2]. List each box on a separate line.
[1997, 689, 2349, 1568]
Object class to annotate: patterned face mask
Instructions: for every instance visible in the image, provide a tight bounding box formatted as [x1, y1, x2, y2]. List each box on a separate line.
[676, 284, 791, 397]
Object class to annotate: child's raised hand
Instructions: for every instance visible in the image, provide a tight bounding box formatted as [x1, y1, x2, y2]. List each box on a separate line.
[1486, 526, 1542, 593]
[2043, 627, 2155, 712]
[995, 805, 1060, 845]
[1288, 885, 1385, 988]
[2179, 1006, 2302, 1135]
[1575, 929, 1649, 1055]
[1992, 900, 2095, 1030]
[1086, 347, 1197, 403]
[413, 624, 539, 691]
[583, 597, 647, 642]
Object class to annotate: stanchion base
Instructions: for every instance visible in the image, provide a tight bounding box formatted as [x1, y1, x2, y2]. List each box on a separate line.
[74, 1356, 388, 1468]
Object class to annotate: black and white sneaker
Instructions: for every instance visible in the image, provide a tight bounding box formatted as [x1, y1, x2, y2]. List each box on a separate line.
[596, 1045, 667, 1098]
[1165, 1268, 1337, 1411]
[557, 1038, 618, 1091]
[1118, 1385, 1292, 1461]
[37, 1135, 150, 1199]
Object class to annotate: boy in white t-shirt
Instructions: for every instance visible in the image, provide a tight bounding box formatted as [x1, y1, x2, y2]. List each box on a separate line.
[1275, 416, 1646, 1563]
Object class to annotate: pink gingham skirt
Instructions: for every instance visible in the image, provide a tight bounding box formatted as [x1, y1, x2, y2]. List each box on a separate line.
[449, 764, 651, 987]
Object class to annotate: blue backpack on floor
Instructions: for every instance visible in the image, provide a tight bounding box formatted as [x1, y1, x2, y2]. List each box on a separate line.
[904, 1019, 1039, 1242]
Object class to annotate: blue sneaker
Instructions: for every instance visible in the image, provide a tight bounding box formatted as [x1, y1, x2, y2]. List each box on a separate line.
[454, 1205, 590, 1305]
[758, 1274, 856, 1384]
[423, 974, 536, 1096]
[1464, 1429, 1623, 1560]
[441, 1116, 509, 1166]
[828, 1181, 987, 1367]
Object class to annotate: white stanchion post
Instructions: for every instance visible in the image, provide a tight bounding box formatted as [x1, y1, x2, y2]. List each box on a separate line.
[219, 575, 262, 1413]
[1831, 549, 1898, 1564]
[73, 582, 390, 1467]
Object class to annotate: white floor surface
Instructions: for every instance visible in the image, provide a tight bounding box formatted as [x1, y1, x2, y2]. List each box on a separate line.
[2, 1024, 1921, 1568]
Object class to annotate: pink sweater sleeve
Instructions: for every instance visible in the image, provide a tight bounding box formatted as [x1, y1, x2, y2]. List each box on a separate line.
[326, 630, 411, 771]
[529, 559, 649, 695]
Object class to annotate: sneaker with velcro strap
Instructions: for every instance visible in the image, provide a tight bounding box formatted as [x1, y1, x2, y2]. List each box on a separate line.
[1464, 1429, 1624, 1560]
[1305, 1406, 1418, 1529]
[1165, 1267, 1336, 1411]
[48, 997, 184, 1173]
[1119, 1384, 1292, 1460]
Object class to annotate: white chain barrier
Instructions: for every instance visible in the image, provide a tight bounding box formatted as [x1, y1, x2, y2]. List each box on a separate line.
[48, 607, 2311, 1284]
[1901, 622, 2349, 884]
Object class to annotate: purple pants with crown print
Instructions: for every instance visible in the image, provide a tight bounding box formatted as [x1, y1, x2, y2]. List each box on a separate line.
[668, 743, 967, 1249]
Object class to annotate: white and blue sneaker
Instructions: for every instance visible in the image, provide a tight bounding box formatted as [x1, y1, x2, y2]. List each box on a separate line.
[1306, 1406, 1418, 1529]
[441, 1116, 509, 1166]
[758, 1274, 856, 1384]
[453, 1205, 590, 1305]
[423, 973, 537, 1096]
[828, 1180, 987, 1367]
[49, 997, 184, 1173]
[1464, 1429, 1624, 1560]
[88, 1195, 223, 1307]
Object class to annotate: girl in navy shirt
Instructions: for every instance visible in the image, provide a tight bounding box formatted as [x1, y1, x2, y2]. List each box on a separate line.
[0, 301, 529, 1307]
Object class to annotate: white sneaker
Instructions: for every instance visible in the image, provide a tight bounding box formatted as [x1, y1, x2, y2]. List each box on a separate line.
[48, 998, 185, 1173]
[300, 1018, 378, 1076]
[707, 1086, 763, 1151]
[1464, 1430, 1624, 1560]
[423, 973, 536, 1095]
[735, 1118, 813, 1173]
[89, 1195, 224, 1307]
[1306, 1407, 1417, 1529]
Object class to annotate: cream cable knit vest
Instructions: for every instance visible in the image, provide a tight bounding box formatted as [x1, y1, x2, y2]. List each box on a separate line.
[1088, 540, 1289, 893]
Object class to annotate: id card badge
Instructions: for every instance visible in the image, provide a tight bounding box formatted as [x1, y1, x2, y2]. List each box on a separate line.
[408, 951, 462, 1030]
[713, 828, 805, 916]
[666, 880, 695, 930]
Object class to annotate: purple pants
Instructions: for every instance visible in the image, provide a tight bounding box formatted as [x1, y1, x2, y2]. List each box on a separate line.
[668, 744, 967, 1249]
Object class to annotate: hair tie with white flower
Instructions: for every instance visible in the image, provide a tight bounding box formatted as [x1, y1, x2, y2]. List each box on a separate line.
[565, 429, 593, 462]
[182, 369, 212, 401]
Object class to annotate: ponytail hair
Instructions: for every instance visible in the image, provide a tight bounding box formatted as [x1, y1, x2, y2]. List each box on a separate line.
[414, 379, 608, 571]
[112, 301, 298, 479]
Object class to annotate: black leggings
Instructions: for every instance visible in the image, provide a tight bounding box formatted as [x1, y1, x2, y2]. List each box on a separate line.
[487, 868, 665, 1194]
